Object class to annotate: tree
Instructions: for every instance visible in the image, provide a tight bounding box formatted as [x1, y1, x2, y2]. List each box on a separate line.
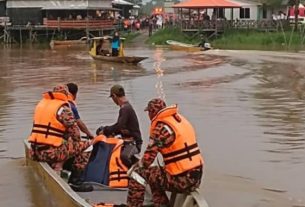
[259, 0, 284, 7]
[294, 0, 300, 30]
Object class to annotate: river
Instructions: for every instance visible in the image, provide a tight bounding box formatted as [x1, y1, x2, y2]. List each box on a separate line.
[0, 44, 305, 207]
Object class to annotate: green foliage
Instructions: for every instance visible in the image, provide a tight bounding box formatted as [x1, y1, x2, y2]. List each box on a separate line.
[121, 31, 141, 43]
[260, 0, 284, 6]
[212, 29, 305, 50]
[146, 27, 201, 45]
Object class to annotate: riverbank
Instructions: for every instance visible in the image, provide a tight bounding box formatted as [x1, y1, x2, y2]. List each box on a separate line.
[146, 27, 201, 45]
[146, 27, 305, 51]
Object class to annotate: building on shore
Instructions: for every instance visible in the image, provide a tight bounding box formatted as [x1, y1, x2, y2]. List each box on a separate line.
[112, 0, 134, 18]
[0, 0, 5, 16]
[6, 0, 114, 25]
[2, 0, 119, 43]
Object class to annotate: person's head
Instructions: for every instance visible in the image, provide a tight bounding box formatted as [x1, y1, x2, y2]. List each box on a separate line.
[53, 84, 69, 96]
[67, 82, 78, 100]
[144, 98, 166, 120]
[109, 84, 125, 105]
[114, 31, 119, 37]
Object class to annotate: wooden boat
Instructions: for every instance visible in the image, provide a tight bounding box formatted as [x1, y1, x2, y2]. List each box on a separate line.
[50, 37, 88, 49]
[89, 37, 148, 64]
[90, 54, 147, 64]
[166, 40, 210, 52]
[24, 139, 209, 207]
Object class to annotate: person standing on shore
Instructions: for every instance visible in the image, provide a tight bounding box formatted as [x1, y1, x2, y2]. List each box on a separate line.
[148, 18, 153, 37]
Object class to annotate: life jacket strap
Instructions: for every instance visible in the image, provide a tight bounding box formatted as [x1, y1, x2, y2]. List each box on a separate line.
[109, 170, 128, 181]
[32, 122, 65, 138]
[163, 143, 201, 165]
[163, 143, 198, 158]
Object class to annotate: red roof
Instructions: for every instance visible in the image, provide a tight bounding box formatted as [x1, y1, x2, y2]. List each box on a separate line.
[173, 0, 240, 8]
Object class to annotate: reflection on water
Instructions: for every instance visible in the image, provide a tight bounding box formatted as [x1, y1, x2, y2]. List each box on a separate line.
[153, 48, 166, 100]
[251, 62, 305, 163]
[1, 46, 305, 206]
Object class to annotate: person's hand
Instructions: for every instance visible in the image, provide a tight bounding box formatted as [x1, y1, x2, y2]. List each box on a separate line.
[87, 132, 94, 139]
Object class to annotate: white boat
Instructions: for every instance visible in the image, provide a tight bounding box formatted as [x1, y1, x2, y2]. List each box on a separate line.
[166, 40, 211, 52]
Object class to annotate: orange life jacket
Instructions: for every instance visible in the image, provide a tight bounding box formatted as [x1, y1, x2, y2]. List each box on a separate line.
[95, 135, 129, 188]
[150, 105, 204, 175]
[28, 91, 69, 147]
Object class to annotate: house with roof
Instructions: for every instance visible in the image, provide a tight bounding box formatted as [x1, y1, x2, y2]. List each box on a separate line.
[6, 0, 114, 26]
[0, 0, 5, 16]
[174, 0, 282, 21]
[224, 0, 263, 20]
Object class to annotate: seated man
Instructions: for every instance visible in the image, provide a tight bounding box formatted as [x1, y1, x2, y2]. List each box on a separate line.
[127, 98, 204, 207]
[28, 84, 98, 192]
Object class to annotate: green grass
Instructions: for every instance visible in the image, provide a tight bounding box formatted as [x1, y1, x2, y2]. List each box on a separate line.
[146, 27, 305, 51]
[212, 29, 305, 51]
[120, 31, 141, 43]
[146, 27, 201, 45]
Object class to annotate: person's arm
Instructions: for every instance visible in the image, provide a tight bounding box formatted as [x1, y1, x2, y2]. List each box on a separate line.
[70, 103, 93, 138]
[141, 122, 175, 168]
[57, 105, 80, 141]
[103, 106, 129, 136]
[76, 119, 93, 138]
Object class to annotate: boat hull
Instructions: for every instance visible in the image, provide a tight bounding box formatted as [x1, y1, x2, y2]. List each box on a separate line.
[90, 54, 147, 64]
[24, 140, 208, 207]
[166, 40, 204, 52]
[50, 40, 87, 49]
[24, 140, 91, 207]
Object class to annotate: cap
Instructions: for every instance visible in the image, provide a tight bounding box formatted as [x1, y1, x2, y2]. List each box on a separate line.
[53, 84, 69, 96]
[109, 84, 125, 97]
[144, 98, 166, 115]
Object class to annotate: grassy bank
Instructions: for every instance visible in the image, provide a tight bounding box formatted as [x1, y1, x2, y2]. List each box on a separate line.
[146, 27, 201, 45]
[147, 27, 305, 51]
[213, 29, 305, 51]
[121, 31, 141, 43]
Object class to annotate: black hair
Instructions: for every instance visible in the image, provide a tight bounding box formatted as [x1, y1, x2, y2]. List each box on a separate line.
[67, 82, 78, 96]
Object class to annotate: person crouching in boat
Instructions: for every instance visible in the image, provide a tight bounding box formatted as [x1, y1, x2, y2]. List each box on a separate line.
[126, 98, 204, 207]
[28, 84, 101, 192]
[96, 84, 143, 168]
[83, 85, 142, 189]
[96, 39, 110, 56]
[111, 31, 121, 57]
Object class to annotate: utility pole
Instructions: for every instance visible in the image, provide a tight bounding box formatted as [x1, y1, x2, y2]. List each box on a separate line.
[295, 0, 299, 30]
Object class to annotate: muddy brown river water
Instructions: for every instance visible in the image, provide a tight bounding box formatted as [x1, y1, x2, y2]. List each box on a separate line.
[0, 44, 305, 207]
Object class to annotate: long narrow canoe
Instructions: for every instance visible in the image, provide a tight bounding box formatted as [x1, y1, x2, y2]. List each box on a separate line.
[50, 37, 88, 49]
[166, 40, 204, 52]
[90, 54, 148, 64]
[24, 140, 208, 207]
